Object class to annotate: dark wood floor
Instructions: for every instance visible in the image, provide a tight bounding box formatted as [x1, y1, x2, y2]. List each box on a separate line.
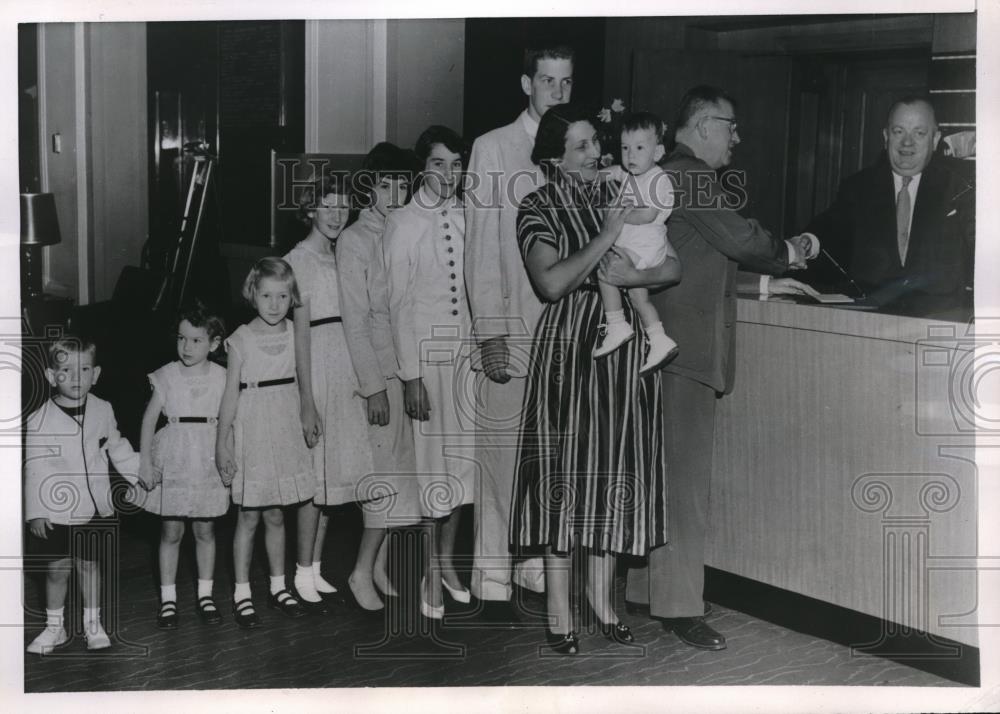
[23, 505, 957, 691]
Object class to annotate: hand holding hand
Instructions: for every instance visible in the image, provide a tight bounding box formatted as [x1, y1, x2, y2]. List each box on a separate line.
[786, 238, 808, 270]
[790, 233, 820, 260]
[768, 277, 821, 299]
[481, 337, 511, 384]
[215, 439, 237, 486]
[403, 377, 431, 422]
[367, 390, 390, 426]
[29, 517, 52, 539]
[300, 401, 323, 449]
[137, 461, 157, 491]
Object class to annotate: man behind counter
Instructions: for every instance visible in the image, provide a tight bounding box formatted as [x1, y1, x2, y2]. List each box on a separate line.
[800, 96, 975, 317]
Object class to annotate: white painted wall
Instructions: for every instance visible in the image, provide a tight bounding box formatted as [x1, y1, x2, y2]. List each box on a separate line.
[38, 23, 80, 299]
[38, 22, 148, 304]
[87, 23, 148, 303]
[306, 18, 465, 155]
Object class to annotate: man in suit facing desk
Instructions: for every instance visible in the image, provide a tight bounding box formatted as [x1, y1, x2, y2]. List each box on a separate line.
[799, 97, 975, 318]
[622, 85, 820, 650]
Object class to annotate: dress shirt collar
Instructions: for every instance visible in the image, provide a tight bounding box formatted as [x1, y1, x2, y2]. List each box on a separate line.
[520, 109, 539, 141]
[892, 171, 922, 195]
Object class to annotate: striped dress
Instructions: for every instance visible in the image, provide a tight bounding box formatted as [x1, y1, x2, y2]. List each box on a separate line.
[509, 168, 668, 556]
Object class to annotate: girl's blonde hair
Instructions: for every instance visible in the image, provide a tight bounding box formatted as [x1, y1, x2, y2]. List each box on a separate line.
[241, 257, 302, 309]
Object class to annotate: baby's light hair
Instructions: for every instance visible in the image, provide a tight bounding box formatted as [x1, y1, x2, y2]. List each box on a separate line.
[241, 257, 302, 310]
[47, 334, 97, 369]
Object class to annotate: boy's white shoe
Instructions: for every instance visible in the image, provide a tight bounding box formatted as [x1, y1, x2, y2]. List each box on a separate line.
[84, 621, 111, 650]
[26, 626, 68, 654]
[594, 321, 635, 358]
[640, 332, 679, 374]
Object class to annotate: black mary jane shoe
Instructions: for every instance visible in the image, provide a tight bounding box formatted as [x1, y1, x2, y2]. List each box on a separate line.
[297, 594, 330, 616]
[196, 596, 223, 625]
[232, 598, 261, 629]
[268, 589, 307, 618]
[545, 629, 580, 655]
[156, 601, 179, 630]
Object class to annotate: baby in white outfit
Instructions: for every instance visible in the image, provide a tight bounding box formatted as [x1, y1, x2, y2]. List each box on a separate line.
[595, 112, 678, 372]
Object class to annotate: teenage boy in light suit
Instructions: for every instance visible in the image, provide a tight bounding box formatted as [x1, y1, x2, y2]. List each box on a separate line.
[464, 45, 574, 623]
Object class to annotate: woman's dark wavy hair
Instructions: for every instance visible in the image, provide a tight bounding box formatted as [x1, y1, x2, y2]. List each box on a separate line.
[531, 103, 599, 178]
[296, 171, 350, 226]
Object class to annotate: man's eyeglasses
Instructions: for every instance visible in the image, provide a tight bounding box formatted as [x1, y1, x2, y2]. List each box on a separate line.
[706, 116, 739, 133]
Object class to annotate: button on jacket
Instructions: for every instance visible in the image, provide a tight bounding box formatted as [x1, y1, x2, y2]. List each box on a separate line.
[383, 186, 471, 382]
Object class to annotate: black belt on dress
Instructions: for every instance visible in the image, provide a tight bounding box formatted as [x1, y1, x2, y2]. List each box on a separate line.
[239, 377, 296, 391]
[155, 415, 218, 432]
[310, 316, 342, 327]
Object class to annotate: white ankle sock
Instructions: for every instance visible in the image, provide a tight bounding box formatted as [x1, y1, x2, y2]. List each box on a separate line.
[269, 575, 286, 595]
[312, 561, 337, 593]
[160, 584, 177, 603]
[83, 606, 100, 625]
[233, 582, 252, 602]
[45, 607, 64, 629]
[645, 321, 665, 337]
[294, 564, 321, 602]
[606, 309, 626, 326]
[197, 579, 213, 599]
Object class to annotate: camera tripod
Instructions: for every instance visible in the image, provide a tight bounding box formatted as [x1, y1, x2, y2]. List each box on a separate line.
[152, 141, 217, 313]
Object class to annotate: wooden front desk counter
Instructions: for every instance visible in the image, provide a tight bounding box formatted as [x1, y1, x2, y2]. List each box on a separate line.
[707, 297, 979, 647]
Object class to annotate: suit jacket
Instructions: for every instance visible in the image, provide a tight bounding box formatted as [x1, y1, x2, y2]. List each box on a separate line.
[384, 186, 470, 382]
[24, 396, 140, 524]
[803, 154, 974, 310]
[464, 113, 547, 364]
[655, 143, 791, 394]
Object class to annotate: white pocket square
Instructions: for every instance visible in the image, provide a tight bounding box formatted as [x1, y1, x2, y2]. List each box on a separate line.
[946, 209, 958, 217]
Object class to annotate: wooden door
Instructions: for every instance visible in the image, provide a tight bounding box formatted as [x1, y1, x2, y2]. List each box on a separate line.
[631, 50, 792, 239]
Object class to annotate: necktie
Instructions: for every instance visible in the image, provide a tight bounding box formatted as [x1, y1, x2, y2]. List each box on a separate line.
[896, 175, 913, 265]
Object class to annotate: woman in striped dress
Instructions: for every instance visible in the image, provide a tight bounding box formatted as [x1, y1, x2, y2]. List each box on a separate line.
[510, 103, 680, 654]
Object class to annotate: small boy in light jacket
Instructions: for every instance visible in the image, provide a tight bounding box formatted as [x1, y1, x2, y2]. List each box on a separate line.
[24, 335, 141, 654]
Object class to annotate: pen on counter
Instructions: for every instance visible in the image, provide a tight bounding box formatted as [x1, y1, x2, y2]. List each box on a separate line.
[821, 249, 867, 299]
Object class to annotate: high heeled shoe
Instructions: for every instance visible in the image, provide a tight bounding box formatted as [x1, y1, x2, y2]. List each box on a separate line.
[420, 577, 444, 620]
[545, 629, 580, 655]
[441, 577, 471, 604]
[586, 602, 635, 644]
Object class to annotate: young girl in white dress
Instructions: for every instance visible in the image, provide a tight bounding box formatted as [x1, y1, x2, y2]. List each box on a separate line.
[286, 173, 406, 612]
[216, 257, 315, 628]
[138, 303, 229, 629]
